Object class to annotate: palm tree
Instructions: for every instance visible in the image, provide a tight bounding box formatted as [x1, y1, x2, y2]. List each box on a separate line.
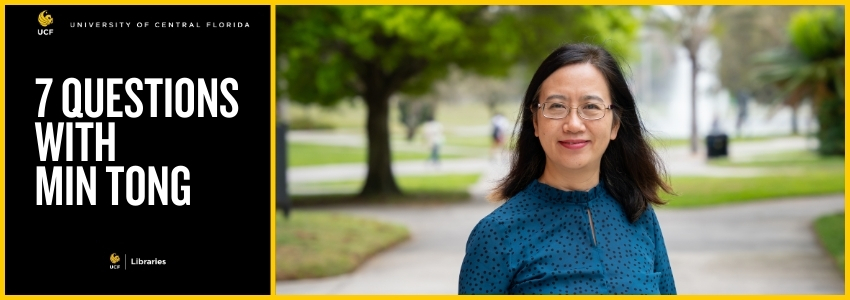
[750, 7, 845, 155]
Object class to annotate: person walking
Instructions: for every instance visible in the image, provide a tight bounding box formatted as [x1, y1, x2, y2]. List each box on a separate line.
[422, 115, 444, 166]
[490, 112, 510, 162]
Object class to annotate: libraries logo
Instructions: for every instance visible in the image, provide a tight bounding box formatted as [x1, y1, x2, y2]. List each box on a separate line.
[37, 10, 54, 36]
[109, 253, 122, 270]
[109, 253, 167, 270]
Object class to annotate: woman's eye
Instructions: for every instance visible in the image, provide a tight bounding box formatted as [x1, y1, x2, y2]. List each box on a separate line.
[583, 103, 602, 110]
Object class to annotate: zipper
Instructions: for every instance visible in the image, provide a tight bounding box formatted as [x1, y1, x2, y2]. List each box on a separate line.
[586, 207, 597, 246]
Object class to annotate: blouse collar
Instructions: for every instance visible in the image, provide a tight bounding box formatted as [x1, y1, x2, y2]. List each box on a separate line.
[529, 179, 608, 204]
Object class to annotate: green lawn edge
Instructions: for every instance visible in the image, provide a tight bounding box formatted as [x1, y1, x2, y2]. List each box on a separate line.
[814, 212, 845, 275]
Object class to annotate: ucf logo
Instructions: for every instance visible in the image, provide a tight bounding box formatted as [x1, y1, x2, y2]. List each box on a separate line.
[37, 10, 53, 35]
[110, 253, 121, 269]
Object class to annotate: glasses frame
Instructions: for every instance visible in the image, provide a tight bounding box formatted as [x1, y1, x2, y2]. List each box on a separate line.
[534, 102, 614, 121]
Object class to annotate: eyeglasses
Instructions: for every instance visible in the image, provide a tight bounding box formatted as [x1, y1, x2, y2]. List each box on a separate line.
[535, 101, 613, 120]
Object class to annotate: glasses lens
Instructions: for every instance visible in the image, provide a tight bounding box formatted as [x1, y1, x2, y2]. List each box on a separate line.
[545, 103, 567, 118]
[579, 101, 605, 120]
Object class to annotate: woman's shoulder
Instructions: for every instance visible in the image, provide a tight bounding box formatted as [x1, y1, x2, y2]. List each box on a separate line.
[469, 187, 539, 234]
[470, 204, 514, 235]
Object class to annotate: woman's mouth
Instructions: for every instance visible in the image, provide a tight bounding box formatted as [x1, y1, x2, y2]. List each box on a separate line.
[559, 140, 590, 150]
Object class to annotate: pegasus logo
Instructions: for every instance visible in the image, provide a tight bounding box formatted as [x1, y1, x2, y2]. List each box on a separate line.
[110, 253, 120, 264]
[38, 10, 53, 27]
[37, 10, 54, 36]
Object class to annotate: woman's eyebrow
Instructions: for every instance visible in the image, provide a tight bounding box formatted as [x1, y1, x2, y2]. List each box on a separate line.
[544, 94, 567, 101]
[544, 94, 604, 102]
[582, 95, 604, 101]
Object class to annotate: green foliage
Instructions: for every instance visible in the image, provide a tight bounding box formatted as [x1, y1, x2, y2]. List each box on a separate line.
[276, 6, 642, 195]
[750, 7, 845, 156]
[714, 6, 803, 106]
[277, 6, 498, 105]
[288, 116, 335, 130]
[817, 95, 845, 155]
[276, 5, 642, 108]
[788, 8, 845, 61]
[506, 6, 642, 73]
[814, 212, 845, 274]
[276, 210, 409, 280]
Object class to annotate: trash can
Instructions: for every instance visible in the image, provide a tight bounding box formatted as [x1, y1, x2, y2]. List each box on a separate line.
[706, 133, 728, 158]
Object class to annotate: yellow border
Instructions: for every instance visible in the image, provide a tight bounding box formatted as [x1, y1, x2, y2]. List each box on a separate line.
[270, 4, 277, 296]
[2, 2, 847, 299]
[0, 1, 847, 3]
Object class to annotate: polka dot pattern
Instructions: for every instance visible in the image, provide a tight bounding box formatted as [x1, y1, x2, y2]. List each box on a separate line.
[458, 180, 676, 295]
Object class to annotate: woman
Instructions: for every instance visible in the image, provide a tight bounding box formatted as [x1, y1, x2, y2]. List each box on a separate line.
[458, 43, 677, 295]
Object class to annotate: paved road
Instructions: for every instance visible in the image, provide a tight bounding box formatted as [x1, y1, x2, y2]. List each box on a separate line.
[277, 135, 845, 294]
[276, 193, 844, 295]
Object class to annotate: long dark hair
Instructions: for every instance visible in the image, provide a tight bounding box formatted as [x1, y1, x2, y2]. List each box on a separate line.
[488, 43, 674, 223]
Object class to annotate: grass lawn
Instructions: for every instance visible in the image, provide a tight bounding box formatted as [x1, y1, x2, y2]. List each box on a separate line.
[649, 134, 800, 149]
[287, 100, 521, 133]
[814, 212, 845, 274]
[276, 210, 410, 280]
[288, 142, 468, 167]
[661, 174, 844, 208]
[291, 173, 481, 206]
[443, 135, 493, 148]
[662, 154, 844, 208]
[706, 150, 839, 167]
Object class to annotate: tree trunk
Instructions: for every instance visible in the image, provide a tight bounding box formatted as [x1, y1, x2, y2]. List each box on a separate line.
[406, 124, 416, 142]
[689, 52, 699, 155]
[359, 92, 402, 197]
[790, 104, 799, 135]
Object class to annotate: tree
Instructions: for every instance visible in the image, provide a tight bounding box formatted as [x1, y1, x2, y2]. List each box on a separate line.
[713, 6, 805, 136]
[645, 6, 715, 155]
[276, 6, 641, 197]
[397, 94, 436, 142]
[750, 7, 845, 155]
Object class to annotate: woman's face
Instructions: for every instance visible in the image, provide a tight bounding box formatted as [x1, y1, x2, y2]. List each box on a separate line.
[532, 63, 620, 174]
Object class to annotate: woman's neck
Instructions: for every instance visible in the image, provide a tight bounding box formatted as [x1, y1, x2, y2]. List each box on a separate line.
[538, 163, 600, 192]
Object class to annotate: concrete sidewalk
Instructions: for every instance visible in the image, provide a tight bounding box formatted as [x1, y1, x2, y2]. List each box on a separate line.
[275, 194, 844, 295]
[658, 194, 845, 294]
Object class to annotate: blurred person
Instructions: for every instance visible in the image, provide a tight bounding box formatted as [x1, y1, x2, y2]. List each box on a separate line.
[422, 115, 444, 166]
[459, 43, 677, 295]
[490, 112, 510, 162]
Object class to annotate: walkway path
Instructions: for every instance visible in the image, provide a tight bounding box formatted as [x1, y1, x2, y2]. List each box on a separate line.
[276, 134, 844, 294]
[276, 193, 844, 294]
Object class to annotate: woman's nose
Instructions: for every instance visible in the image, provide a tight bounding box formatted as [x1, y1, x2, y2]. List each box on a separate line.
[563, 108, 585, 133]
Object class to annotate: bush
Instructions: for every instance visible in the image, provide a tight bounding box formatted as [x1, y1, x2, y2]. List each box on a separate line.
[288, 116, 335, 130]
[816, 95, 845, 156]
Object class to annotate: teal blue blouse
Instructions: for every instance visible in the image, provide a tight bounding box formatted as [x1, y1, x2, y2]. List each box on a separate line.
[459, 180, 676, 295]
